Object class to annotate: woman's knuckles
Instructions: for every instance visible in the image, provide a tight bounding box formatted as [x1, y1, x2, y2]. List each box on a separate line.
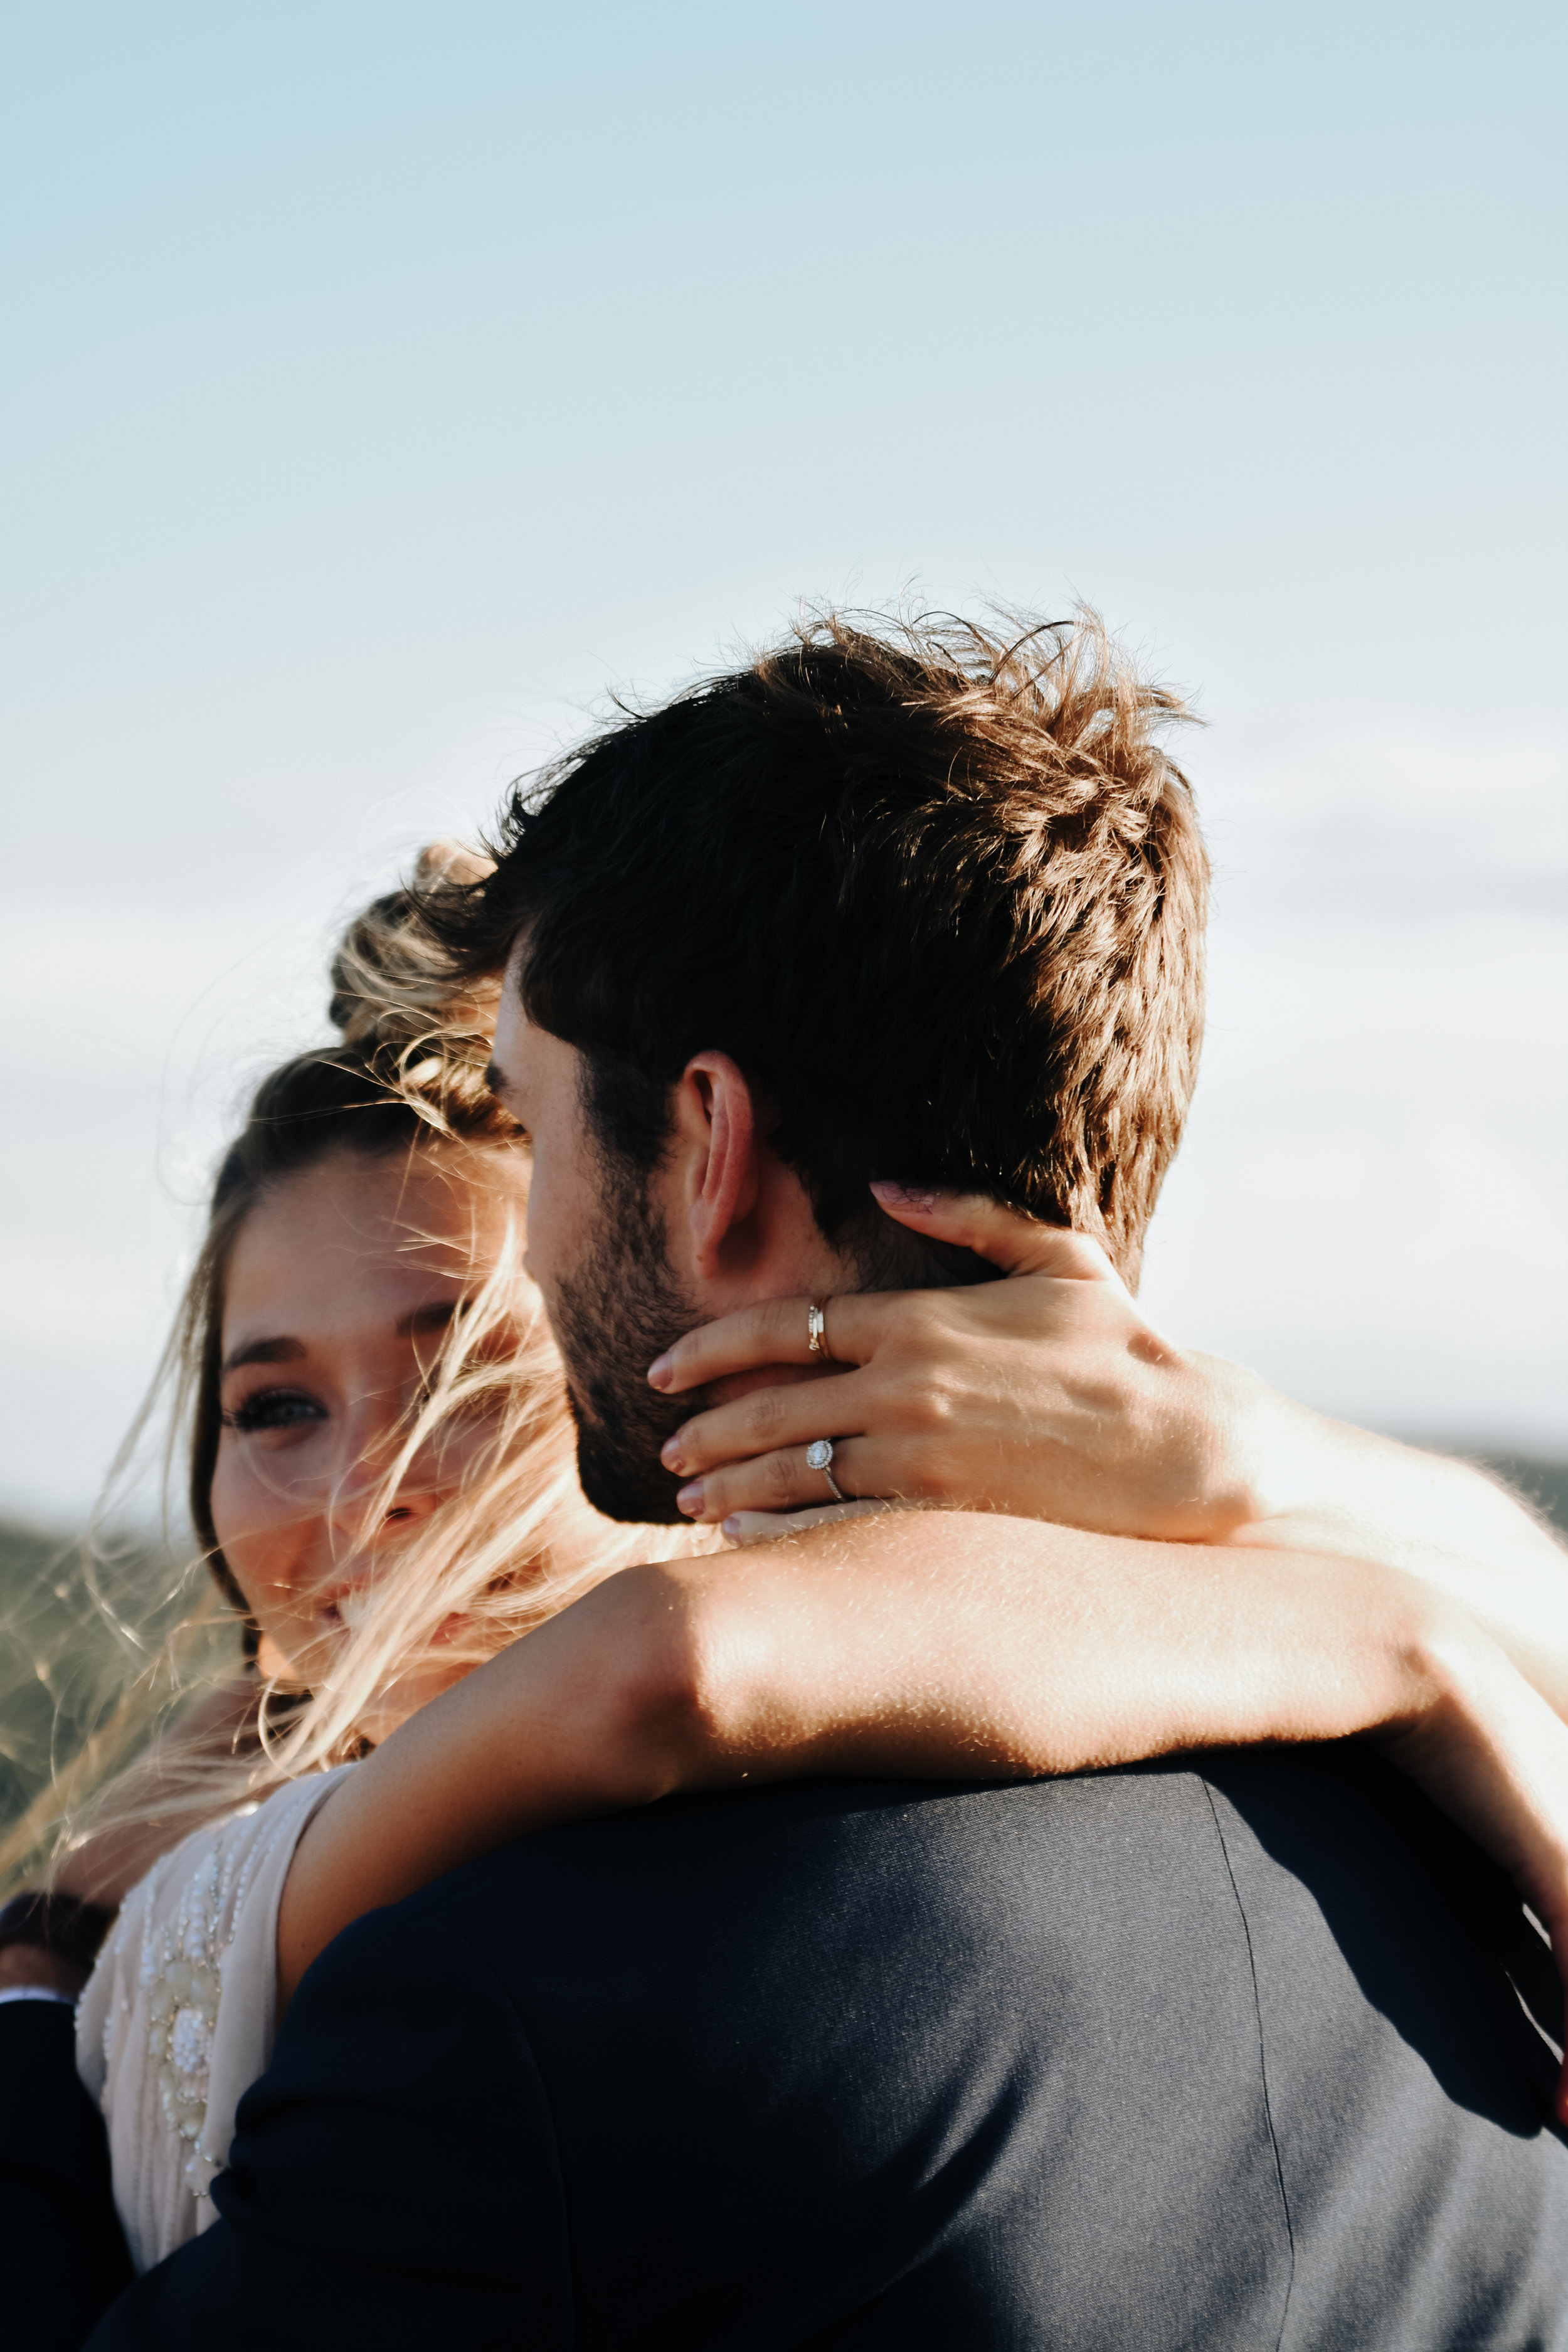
[757, 1295, 807, 1353]
[764, 1450, 801, 1504]
[742, 1389, 788, 1441]
[667, 1335, 710, 1386]
[697, 1463, 753, 1517]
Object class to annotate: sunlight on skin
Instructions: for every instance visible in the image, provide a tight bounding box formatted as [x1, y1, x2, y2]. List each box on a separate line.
[209, 1142, 582, 1741]
[489, 962, 850, 1429]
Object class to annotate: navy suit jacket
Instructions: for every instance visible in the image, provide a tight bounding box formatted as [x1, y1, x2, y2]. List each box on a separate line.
[4, 1747, 1568, 2348]
[0, 1996, 132, 2349]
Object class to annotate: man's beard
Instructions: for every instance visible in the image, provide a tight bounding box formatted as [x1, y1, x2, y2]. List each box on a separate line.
[550, 1167, 705, 1523]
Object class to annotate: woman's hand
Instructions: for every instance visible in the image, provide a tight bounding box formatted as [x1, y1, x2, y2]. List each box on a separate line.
[0, 1943, 89, 1999]
[650, 1187, 1567, 1651]
[650, 1185, 1269, 1540]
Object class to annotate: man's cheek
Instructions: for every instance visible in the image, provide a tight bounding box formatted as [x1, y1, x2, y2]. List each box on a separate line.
[521, 1165, 556, 1287]
[524, 1152, 591, 1295]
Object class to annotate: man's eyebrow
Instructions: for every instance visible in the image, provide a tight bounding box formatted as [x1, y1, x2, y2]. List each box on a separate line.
[484, 1060, 509, 1098]
[221, 1335, 306, 1376]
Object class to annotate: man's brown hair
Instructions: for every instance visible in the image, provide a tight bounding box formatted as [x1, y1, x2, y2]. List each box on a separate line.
[431, 607, 1208, 1288]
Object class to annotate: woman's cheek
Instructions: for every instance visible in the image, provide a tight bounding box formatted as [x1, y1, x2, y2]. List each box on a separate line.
[428, 1412, 502, 1488]
[209, 1448, 305, 1638]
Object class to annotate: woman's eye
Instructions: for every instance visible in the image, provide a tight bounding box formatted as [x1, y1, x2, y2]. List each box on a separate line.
[222, 1389, 327, 1435]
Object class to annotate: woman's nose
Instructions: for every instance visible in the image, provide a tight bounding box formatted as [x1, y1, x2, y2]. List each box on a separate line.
[324, 1402, 451, 1534]
[325, 1470, 442, 1541]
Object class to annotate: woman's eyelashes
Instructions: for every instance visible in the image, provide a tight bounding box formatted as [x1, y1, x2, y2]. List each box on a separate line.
[222, 1387, 328, 1436]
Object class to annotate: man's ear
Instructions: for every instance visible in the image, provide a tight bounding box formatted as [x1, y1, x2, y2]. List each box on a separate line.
[670, 1052, 763, 1280]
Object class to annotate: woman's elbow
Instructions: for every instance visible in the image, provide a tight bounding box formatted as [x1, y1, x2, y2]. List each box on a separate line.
[585, 1561, 765, 1799]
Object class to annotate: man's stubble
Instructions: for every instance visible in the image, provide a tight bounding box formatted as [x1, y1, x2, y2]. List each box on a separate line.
[549, 1163, 704, 1523]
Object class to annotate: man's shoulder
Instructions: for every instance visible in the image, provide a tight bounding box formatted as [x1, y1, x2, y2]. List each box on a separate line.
[393, 1759, 1231, 1958]
[364, 1745, 1559, 2158]
[282, 1751, 1568, 2349]
[374, 1745, 1406, 1981]
[338, 1762, 1259, 2148]
[391, 1742, 1409, 1938]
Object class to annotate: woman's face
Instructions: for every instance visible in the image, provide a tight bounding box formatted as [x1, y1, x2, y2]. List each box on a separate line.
[209, 1142, 537, 1698]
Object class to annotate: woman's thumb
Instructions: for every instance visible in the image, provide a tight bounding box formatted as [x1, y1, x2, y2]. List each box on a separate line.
[867, 1182, 1125, 1285]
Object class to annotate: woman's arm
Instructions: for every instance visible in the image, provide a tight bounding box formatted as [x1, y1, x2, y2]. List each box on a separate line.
[645, 1192, 1568, 1706]
[0, 1943, 89, 1998]
[277, 1507, 1568, 2129]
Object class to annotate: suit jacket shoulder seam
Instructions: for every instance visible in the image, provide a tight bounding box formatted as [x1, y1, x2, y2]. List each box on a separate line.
[1199, 1772, 1297, 2352]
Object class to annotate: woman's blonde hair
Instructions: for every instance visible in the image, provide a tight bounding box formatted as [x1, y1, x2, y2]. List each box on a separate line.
[8, 845, 700, 1886]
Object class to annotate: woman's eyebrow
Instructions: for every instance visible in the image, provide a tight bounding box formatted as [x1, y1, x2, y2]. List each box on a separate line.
[220, 1306, 455, 1372]
[396, 1300, 460, 1338]
[221, 1335, 307, 1376]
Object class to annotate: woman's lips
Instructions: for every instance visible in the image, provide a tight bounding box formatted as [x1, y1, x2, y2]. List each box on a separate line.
[318, 1586, 469, 1653]
[319, 1588, 373, 1636]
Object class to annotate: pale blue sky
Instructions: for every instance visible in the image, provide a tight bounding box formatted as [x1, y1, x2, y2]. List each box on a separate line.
[3, 1, 1564, 1516]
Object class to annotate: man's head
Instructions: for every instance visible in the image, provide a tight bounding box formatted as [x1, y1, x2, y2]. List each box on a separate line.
[441, 607, 1208, 1520]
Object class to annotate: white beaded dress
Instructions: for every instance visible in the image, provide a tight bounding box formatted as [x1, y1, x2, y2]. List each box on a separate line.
[75, 1764, 355, 2274]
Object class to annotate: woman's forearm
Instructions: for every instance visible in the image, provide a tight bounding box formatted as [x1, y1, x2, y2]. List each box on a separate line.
[277, 1507, 1514, 2005]
[1209, 1387, 1568, 1716]
[738, 1426, 1568, 1723]
[275, 1571, 692, 2005]
[665, 1510, 1568, 2014]
[672, 1510, 1454, 1779]
[652, 1229, 1567, 1678]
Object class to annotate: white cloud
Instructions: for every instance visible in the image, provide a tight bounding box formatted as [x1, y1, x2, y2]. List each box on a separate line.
[1139, 716, 1568, 1445]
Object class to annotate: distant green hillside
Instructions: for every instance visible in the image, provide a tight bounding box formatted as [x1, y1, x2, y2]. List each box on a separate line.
[0, 1517, 238, 1868]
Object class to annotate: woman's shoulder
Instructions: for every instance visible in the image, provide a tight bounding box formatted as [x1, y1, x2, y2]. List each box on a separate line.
[124, 1766, 354, 1951]
[75, 1760, 358, 2271]
[77, 1763, 355, 2101]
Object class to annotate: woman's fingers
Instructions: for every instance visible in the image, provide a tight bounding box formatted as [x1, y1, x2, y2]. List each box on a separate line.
[661, 1369, 870, 1482]
[674, 1436, 890, 1523]
[649, 1292, 886, 1396]
[868, 1181, 1128, 1290]
[649, 1190, 1124, 1402]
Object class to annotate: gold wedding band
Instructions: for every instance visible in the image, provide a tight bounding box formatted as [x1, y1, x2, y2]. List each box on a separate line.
[806, 1298, 835, 1362]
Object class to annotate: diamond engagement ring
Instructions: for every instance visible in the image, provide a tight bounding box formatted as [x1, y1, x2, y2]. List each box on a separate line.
[805, 1438, 846, 1500]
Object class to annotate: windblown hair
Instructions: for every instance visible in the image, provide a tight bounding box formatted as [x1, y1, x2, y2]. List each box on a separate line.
[186, 844, 519, 1633]
[11, 847, 695, 1887]
[425, 607, 1208, 1288]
